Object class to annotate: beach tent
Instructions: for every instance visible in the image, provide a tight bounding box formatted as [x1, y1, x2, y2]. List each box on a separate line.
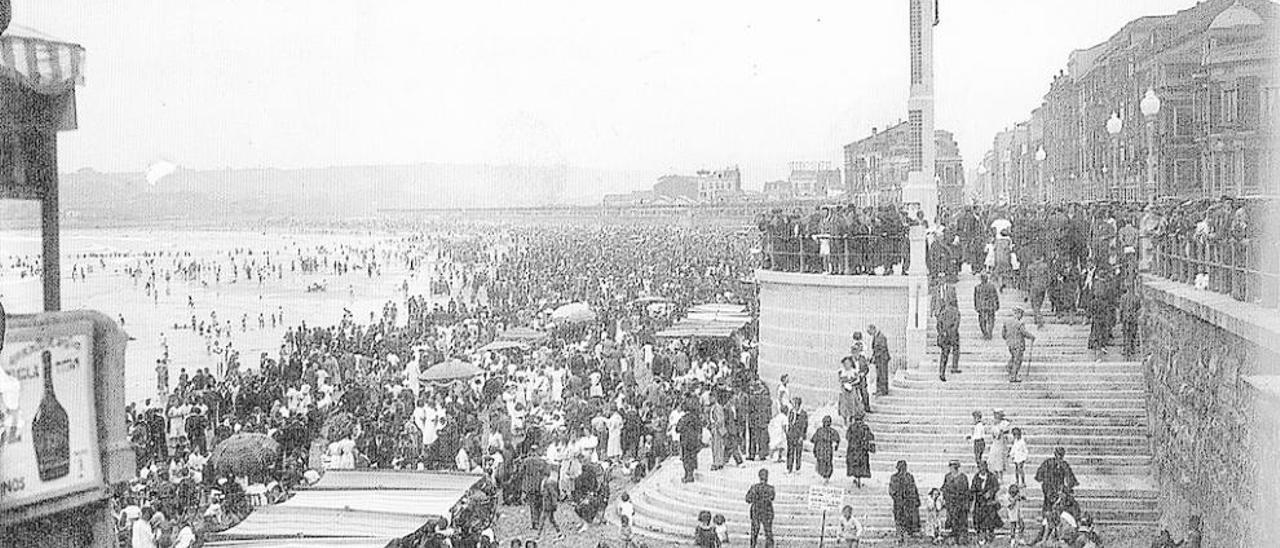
[476, 340, 529, 353]
[419, 359, 484, 384]
[550, 302, 596, 324]
[496, 326, 547, 342]
[655, 303, 752, 339]
[207, 471, 483, 547]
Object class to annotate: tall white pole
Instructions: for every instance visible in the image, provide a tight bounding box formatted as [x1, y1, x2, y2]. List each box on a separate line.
[903, 0, 938, 221]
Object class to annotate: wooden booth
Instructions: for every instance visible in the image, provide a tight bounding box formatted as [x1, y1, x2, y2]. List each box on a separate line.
[1, 23, 85, 312]
[2, 23, 135, 548]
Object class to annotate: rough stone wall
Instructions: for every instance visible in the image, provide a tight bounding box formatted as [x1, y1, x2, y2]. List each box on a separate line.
[1141, 285, 1280, 547]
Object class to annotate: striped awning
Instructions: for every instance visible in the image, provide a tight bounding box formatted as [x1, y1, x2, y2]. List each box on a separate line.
[1, 25, 85, 95]
[210, 471, 483, 544]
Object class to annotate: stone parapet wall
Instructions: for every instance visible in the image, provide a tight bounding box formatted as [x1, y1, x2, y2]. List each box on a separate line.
[1139, 276, 1280, 547]
[756, 269, 914, 408]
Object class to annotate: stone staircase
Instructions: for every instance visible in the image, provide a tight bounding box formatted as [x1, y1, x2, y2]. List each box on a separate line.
[622, 274, 1157, 545]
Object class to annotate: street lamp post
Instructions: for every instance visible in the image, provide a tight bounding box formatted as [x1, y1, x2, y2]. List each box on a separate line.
[1106, 112, 1123, 200]
[1141, 87, 1162, 201]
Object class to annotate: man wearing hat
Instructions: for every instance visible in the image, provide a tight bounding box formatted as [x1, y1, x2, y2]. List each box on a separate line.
[941, 460, 971, 545]
[744, 468, 776, 548]
[1002, 308, 1036, 383]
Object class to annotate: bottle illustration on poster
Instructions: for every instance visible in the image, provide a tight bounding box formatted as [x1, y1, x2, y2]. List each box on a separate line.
[32, 350, 70, 482]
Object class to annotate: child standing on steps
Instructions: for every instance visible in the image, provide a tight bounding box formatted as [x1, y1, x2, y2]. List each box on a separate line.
[1010, 427, 1029, 487]
[694, 510, 720, 547]
[838, 505, 864, 547]
[968, 411, 988, 465]
[925, 488, 946, 543]
[713, 513, 729, 546]
[1004, 484, 1028, 545]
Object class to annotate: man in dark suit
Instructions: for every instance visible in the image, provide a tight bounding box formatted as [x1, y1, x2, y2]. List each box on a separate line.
[973, 273, 1000, 339]
[941, 460, 971, 545]
[521, 445, 548, 530]
[745, 468, 776, 548]
[676, 400, 704, 483]
[784, 397, 808, 473]
[936, 294, 961, 382]
[868, 324, 891, 396]
[746, 379, 772, 460]
[1002, 308, 1036, 383]
[970, 460, 1002, 544]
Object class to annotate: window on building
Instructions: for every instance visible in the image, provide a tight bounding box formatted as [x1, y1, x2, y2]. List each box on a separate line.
[1223, 88, 1239, 123]
[1265, 86, 1280, 121]
[1177, 106, 1196, 137]
[1174, 159, 1197, 191]
[1243, 149, 1260, 192]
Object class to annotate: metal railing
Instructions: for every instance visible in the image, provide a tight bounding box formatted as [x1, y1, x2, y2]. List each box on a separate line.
[759, 235, 909, 275]
[1153, 235, 1280, 309]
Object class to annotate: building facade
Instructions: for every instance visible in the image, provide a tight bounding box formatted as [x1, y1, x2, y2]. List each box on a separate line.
[986, 0, 1277, 203]
[843, 121, 965, 207]
[787, 161, 842, 198]
[652, 166, 743, 202]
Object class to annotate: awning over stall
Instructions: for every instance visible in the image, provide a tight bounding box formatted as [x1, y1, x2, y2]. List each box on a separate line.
[655, 303, 752, 339]
[1, 25, 86, 95]
[208, 471, 483, 546]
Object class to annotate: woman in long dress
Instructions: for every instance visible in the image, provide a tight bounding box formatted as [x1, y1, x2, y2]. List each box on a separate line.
[986, 410, 1011, 478]
[845, 415, 873, 488]
[837, 357, 864, 425]
[810, 416, 840, 484]
[605, 408, 624, 461]
[708, 397, 727, 469]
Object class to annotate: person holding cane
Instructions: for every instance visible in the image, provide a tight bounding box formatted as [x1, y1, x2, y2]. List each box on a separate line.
[1002, 308, 1036, 383]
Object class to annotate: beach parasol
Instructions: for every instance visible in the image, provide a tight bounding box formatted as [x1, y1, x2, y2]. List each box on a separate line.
[497, 326, 548, 342]
[419, 359, 484, 384]
[477, 340, 530, 353]
[209, 433, 281, 477]
[550, 302, 596, 324]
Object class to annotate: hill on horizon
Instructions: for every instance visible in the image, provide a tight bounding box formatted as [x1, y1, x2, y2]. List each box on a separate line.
[38, 162, 658, 223]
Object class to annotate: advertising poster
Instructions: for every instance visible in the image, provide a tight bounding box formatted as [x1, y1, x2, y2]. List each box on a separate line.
[0, 319, 102, 511]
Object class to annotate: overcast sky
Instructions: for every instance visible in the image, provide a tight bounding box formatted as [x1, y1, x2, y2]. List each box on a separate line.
[14, 0, 1205, 187]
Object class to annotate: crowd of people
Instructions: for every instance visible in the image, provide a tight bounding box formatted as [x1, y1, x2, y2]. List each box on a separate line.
[756, 204, 919, 275]
[107, 223, 768, 547]
[9, 195, 1251, 546]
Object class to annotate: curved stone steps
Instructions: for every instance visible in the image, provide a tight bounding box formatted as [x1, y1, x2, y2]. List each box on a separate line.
[625, 274, 1159, 544]
[634, 488, 1160, 537]
[626, 460, 1159, 543]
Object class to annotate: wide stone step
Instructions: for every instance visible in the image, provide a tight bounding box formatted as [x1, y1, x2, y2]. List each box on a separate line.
[903, 365, 1142, 377]
[848, 423, 1147, 437]
[864, 414, 1146, 427]
[843, 452, 1153, 468]
[892, 378, 1144, 391]
[866, 404, 1146, 417]
[865, 391, 1146, 404]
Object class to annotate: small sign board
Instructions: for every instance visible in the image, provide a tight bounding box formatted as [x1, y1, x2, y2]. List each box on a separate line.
[0, 319, 103, 512]
[806, 485, 846, 511]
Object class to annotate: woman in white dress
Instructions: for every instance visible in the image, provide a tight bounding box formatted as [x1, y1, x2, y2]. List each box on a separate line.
[986, 409, 1012, 478]
[606, 408, 624, 461]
